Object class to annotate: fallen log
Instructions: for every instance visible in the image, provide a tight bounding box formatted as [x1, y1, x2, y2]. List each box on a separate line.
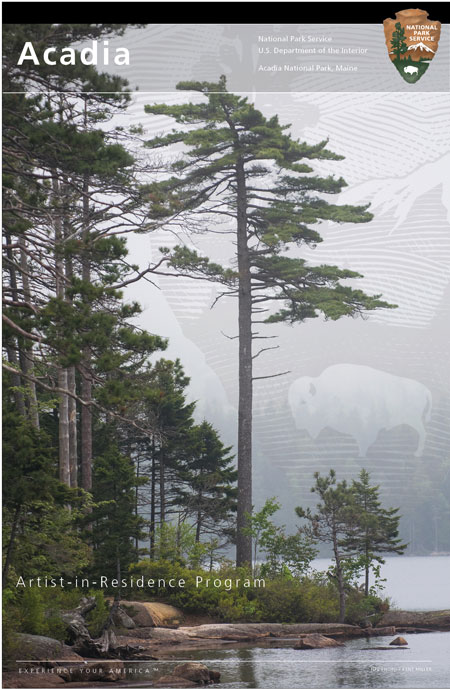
[60, 597, 152, 659]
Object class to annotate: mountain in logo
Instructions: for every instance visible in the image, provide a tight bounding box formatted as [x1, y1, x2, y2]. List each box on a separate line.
[383, 8, 441, 83]
[407, 42, 435, 53]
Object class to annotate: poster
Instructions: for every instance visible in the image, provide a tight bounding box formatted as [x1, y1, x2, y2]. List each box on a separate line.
[2, 3, 450, 688]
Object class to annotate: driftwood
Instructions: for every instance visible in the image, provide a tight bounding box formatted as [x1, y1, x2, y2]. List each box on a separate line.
[61, 597, 97, 653]
[61, 597, 150, 659]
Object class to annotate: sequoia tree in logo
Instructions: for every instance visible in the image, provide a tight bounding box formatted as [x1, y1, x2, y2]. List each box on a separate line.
[383, 8, 441, 82]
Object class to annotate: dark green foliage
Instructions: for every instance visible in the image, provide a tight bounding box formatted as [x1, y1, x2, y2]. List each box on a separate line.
[296, 470, 358, 622]
[296, 471, 357, 547]
[2, 589, 21, 668]
[344, 592, 388, 627]
[129, 559, 260, 621]
[85, 590, 110, 637]
[128, 560, 384, 625]
[175, 421, 237, 542]
[2, 587, 109, 666]
[2, 391, 90, 584]
[341, 470, 407, 595]
[243, 497, 317, 575]
[143, 358, 196, 528]
[144, 75, 394, 326]
[88, 430, 148, 585]
[18, 588, 66, 640]
[256, 576, 339, 623]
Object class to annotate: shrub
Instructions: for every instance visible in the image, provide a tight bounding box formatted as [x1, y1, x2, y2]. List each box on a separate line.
[345, 592, 388, 627]
[2, 589, 21, 669]
[3, 587, 109, 651]
[129, 560, 261, 621]
[127, 559, 387, 625]
[85, 590, 110, 637]
[255, 579, 306, 623]
[255, 576, 339, 623]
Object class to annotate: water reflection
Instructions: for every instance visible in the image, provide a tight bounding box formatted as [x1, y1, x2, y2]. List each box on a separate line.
[149, 633, 449, 689]
[236, 648, 257, 688]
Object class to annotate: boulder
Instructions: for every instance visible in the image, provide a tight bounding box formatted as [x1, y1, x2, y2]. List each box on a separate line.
[120, 601, 183, 628]
[208, 670, 221, 682]
[360, 646, 409, 651]
[181, 622, 360, 639]
[153, 677, 197, 688]
[153, 663, 221, 686]
[390, 636, 408, 646]
[294, 633, 344, 650]
[379, 610, 450, 631]
[367, 626, 396, 637]
[172, 662, 212, 683]
[2, 673, 65, 688]
[15, 634, 83, 661]
[61, 660, 125, 682]
[112, 605, 136, 629]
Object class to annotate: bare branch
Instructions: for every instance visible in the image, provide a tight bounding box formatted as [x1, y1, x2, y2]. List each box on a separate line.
[220, 330, 239, 341]
[253, 370, 291, 381]
[252, 345, 279, 360]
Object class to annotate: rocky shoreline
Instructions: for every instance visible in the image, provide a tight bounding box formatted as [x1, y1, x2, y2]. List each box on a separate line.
[3, 605, 449, 688]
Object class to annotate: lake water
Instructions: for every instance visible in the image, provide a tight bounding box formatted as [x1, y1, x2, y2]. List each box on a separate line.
[313, 556, 450, 610]
[121, 556, 450, 688]
[126, 633, 450, 688]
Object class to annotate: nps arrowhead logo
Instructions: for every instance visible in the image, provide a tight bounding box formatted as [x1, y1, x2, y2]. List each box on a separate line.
[383, 8, 441, 83]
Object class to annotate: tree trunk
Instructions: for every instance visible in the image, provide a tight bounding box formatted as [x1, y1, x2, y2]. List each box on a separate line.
[116, 549, 121, 602]
[195, 486, 203, 542]
[62, 216, 78, 487]
[81, 172, 93, 492]
[135, 455, 140, 556]
[5, 344, 25, 417]
[81, 371, 92, 490]
[235, 156, 253, 568]
[333, 535, 346, 623]
[159, 447, 166, 524]
[68, 365, 78, 487]
[19, 236, 40, 429]
[150, 438, 156, 558]
[81, 102, 93, 492]
[4, 233, 26, 417]
[53, 174, 70, 487]
[58, 367, 71, 486]
[364, 541, 370, 597]
[62, 598, 149, 658]
[2, 503, 21, 584]
[196, 509, 202, 543]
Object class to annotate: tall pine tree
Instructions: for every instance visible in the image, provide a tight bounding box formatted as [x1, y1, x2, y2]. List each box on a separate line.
[3, 23, 165, 492]
[143, 76, 395, 565]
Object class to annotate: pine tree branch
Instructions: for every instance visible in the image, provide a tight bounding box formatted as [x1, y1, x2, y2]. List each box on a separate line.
[2, 314, 42, 342]
[2, 361, 159, 438]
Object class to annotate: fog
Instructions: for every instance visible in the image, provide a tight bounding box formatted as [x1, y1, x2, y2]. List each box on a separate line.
[96, 25, 450, 552]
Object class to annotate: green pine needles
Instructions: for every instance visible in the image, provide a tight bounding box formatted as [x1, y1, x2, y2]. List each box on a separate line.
[144, 76, 395, 567]
[144, 75, 393, 326]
